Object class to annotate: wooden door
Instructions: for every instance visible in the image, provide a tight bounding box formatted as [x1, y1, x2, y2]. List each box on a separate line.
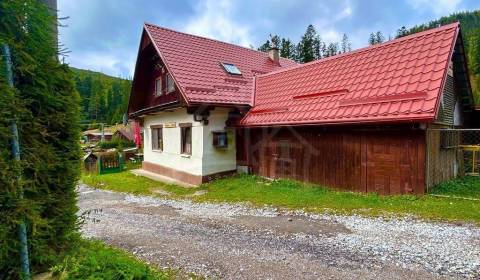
[366, 133, 421, 195]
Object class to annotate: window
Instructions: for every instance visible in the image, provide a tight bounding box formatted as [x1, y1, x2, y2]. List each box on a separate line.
[180, 123, 192, 155]
[166, 73, 175, 93]
[221, 63, 241, 75]
[151, 125, 163, 151]
[212, 131, 228, 148]
[154, 77, 163, 96]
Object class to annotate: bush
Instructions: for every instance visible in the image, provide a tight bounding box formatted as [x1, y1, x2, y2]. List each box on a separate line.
[98, 135, 135, 150]
[51, 240, 173, 280]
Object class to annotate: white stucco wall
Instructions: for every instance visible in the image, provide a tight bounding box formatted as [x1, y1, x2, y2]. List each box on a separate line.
[201, 107, 237, 175]
[143, 107, 236, 177]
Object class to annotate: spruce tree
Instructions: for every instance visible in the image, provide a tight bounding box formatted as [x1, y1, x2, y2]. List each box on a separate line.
[270, 34, 281, 49]
[375, 31, 385, 44]
[368, 32, 376, 45]
[341, 34, 352, 53]
[297, 24, 319, 63]
[396, 26, 409, 38]
[280, 38, 296, 60]
[325, 42, 340, 57]
[0, 0, 81, 277]
[258, 40, 271, 52]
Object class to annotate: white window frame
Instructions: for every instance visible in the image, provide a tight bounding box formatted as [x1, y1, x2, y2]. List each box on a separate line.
[151, 126, 163, 151]
[155, 77, 163, 96]
[166, 73, 175, 94]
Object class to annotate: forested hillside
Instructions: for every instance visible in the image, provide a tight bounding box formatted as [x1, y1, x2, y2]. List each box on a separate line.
[72, 68, 131, 125]
[397, 10, 480, 104]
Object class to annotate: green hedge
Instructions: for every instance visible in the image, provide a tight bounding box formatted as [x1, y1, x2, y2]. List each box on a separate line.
[0, 0, 81, 278]
[98, 135, 135, 150]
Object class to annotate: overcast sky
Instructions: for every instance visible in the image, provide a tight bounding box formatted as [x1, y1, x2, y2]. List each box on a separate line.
[58, 0, 479, 78]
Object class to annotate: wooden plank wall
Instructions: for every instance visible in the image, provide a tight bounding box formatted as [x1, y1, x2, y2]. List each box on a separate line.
[242, 127, 426, 195]
[425, 129, 459, 189]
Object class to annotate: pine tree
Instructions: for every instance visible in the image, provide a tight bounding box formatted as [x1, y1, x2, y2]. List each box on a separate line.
[280, 38, 296, 60]
[369, 31, 385, 45]
[341, 33, 351, 53]
[375, 31, 385, 44]
[258, 40, 271, 52]
[313, 35, 324, 59]
[325, 42, 340, 57]
[368, 32, 376, 45]
[297, 24, 319, 63]
[0, 0, 81, 276]
[396, 26, 409, 38]
[270, 34, 281, 49]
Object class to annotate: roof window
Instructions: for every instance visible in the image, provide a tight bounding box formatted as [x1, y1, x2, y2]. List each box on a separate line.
[221, 63, 241, 75]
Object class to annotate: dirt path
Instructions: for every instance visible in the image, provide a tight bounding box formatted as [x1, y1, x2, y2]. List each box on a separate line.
[78, 184, 480, 280]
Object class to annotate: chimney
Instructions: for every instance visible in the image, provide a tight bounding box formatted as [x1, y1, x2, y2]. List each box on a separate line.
[268, 47, 280, 65]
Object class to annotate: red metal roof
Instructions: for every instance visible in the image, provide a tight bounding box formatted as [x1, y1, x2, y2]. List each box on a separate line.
[144, 23, 297, 106]
[240, 22, 460, 126]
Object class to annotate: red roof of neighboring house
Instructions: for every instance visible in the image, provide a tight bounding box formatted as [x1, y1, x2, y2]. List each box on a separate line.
[240, 22, 460, 126]
[144, 23, 297, 106]
[115, 127, 134, 141]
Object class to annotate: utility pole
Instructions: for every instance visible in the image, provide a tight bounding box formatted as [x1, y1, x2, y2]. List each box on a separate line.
[3, 44, 31, 280]
[101, 123, 105, 142]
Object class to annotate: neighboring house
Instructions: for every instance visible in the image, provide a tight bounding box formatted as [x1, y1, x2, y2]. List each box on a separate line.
[83, 131, 113, 142]
[128, 22, 476, 194]
[114, 126, 135, 142]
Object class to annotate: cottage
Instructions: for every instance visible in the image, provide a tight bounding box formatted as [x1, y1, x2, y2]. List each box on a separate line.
[114, 128, 132, 142]
[128, 22, 475, 194]
[83, 131, 113, 143]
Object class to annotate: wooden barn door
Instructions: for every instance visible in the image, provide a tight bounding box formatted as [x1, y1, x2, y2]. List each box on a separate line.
[272, 140, 295, 179]
[365, 132, 424, 195]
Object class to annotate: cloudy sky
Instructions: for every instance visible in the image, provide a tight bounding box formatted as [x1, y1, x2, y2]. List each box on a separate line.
[58, 0, 479, 78]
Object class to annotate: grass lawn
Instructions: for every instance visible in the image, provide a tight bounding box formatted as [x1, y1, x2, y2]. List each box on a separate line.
[81, 171, 480, 224]
[429, 176, 480, 199]
[49, 239, 176, 280]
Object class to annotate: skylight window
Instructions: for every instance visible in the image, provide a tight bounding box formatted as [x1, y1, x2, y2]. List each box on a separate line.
[221, 63, 241, 75]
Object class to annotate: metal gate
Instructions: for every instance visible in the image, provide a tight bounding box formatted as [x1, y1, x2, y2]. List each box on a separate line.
[426, 129, 480, 190]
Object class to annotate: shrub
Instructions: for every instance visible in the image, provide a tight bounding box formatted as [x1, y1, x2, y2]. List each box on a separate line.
[51, 240, 173, 280]
[99, 135, 135, 150]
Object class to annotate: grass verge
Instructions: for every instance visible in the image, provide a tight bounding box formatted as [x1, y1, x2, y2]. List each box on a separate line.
[50, 239, 175, 280]
[81, 171, 480, 224]
[429, 176, 480, 199]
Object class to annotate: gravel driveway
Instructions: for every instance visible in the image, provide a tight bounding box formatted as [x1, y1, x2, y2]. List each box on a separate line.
[78, 184, 480, 280]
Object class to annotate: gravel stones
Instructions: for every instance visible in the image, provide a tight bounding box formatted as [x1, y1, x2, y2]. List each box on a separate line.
[78, 184, 480, 279]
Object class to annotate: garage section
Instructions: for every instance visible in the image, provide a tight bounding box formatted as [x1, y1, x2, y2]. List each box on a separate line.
[243, 127, 425, 195]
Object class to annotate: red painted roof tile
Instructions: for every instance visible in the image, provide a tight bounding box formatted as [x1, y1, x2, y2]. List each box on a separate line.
[240, 22, 459, 126]
[144, 23, 297, 105]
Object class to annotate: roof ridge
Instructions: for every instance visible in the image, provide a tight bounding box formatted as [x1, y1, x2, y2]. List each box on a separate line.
[144, 22, 296, 64]
[257, 21, 460, 78]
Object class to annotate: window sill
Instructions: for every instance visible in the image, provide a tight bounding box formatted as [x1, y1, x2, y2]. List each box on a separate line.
[152, 149, 163, 153]
[180, 154, 191, 158]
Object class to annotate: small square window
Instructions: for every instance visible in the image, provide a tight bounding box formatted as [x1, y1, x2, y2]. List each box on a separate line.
[212, 131, 228, 148]
[155, 78, 162, 96]
[221, 63, 241, 75]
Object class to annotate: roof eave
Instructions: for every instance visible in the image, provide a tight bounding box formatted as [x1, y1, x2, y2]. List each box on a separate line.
[237, 115, 435, 128]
